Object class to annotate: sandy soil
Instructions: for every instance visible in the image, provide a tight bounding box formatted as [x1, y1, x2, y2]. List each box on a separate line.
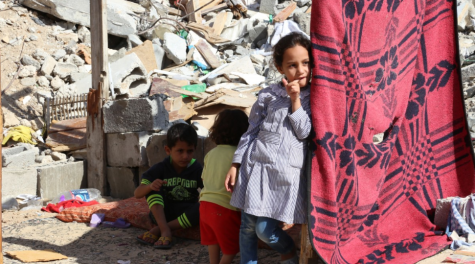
[1, 208, 282, 264]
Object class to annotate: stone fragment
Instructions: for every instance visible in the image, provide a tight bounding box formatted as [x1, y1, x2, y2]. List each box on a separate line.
[153, 44, 165, 70]
[163, 32, 187, 64]
[51, 76, 65, 91]
[18, 65, 37, 78]
[40, 56, 57, 76]
[53, 63, 78, 79]
[107, 167, 137, 199]
[21, 0, 145, 38]
[103, 96, 169, 133]
[37, 76, 50, 87]
[28, 27, 37, 33]
[295, 0, 310, 7]
[107, 132, 152, 167]
[21, 77, 36, 87]
[235, 45, 251, 56]
[67, 54, 85, 66]
[35, 154, 54, 164]
[20, 119, 32, 128]
[77, 25, 91, 44]
[29, 34, 38, 41]
[31, 117, 45, 131]
[32, 48, 50, 64]
[3, 111, 20, 128]
[21, 55, 41, 71]
[51, 151, 67, 161]
[224, 50, 234, 58]
[259, 0, 277, 14]
[248, 16, 268, 43]
[53, 49, 67, 61]
[78, 65, 92, 73]
[70, 72, 90, 83]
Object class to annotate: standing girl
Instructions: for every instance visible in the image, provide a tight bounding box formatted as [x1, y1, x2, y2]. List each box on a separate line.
[225, 32, 313, 264]
[200, 109, 250, 264]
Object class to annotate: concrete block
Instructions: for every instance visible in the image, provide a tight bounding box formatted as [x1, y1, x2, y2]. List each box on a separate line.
[2, 144, 39, 168]
[107, 167, 137, 199]
[146, 134, 216, 167]
[40, 56, 57, 76]
[37, 161, 86, 200]
[103, 96, 169, 133]
[163, 32, 187, 65]
[110, 52, 149, 97]
[2, 168, 37, 199]
[20, 0, 146, 38]
[53, 63, 78, 79]
[107, 132, 152, 167]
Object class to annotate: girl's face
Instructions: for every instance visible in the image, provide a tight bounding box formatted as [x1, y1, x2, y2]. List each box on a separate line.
[276, 45, 311, 88]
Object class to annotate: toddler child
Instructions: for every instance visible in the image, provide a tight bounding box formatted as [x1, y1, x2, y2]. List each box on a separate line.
[225, 32, 313, 264]
[199, 109, 249, 264]
[135, 123, 203, 249]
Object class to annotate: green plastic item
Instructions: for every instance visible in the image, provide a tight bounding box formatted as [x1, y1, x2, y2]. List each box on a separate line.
[269, 14, 273, 23]
[181, 83, 206, 98]
[178, 29, 188, 40]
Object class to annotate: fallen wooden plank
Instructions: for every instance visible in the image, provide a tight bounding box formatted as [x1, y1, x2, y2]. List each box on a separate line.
[273, 2, 297, 23]
[195, 39, 222, 68]
[149, 78, 183, 97]
[212, 11, 228, 35]
[187, 0, 202, 24]
[49, 117, 87, 133]
[199, 0, 222, 9]
[194, 90, 225, 108]
[46, 128, 87, 152]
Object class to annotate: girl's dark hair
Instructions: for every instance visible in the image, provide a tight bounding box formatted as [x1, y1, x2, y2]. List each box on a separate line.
[272, 32, 313, 68]
[209, 109, 249, 146]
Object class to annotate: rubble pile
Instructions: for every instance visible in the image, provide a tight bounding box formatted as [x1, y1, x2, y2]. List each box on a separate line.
[0, 0, 311, 199]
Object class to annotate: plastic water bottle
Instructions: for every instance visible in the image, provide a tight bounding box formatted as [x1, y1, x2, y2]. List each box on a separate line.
[51, 188, 102, 204]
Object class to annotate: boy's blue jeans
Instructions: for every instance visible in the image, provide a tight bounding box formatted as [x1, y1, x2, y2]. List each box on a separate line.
[240, 212, 295, 264]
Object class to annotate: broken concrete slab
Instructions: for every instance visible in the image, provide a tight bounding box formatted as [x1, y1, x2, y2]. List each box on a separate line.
[110, 52, 149, 97]
[18, 65, 37, 78]
[2, 168, 37, 200]
[163, 32, 187, 65]
[2, 144, 39, 168]
[103, 96, 169, 133]
[127, 34, 143, 48]
[107, 167, 137, 199]
[107, 132, 152, 167]
[3, 111, 21, 128]
[294, 12, 310, 35]
[37, 161, 86, 200]
[20, 0, 146, 37]
[259, 0, 277, 14]
[53, 62, 78, 79]
[203, 55, 257, 83]
[220, 18, 249, 42]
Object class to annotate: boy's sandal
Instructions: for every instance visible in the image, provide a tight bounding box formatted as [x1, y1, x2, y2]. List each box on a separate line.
[136, 231, 159, 246]
[153, 236, 174, 249]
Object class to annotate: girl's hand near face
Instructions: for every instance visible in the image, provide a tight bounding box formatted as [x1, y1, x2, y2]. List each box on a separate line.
[283, 78, 302, 113]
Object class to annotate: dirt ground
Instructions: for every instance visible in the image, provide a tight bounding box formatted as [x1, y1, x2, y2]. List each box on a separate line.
[1, 208, 282, 264]
[0, 207, 457, 264]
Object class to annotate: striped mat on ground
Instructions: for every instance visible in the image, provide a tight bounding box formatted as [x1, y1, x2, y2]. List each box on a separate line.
[309, 0, 475, 263]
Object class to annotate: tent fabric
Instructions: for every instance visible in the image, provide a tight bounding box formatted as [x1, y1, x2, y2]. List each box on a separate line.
[309, 0, 475, 263]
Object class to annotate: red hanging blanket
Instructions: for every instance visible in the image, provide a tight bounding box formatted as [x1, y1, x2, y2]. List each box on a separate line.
[309, 0, 475, 263]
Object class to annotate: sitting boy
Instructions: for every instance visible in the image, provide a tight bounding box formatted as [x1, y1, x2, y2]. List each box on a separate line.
[135, 123, 203, 249]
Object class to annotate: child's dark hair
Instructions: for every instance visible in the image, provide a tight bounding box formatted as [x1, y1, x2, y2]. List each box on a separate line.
[273, 32, 313, 68]
[167, 123, 198, 148]
[209, 109, 249, 146]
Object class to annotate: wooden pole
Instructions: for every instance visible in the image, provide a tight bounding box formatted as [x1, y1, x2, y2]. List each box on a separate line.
[0, 54, 4, 264]
[87, 0, 109, 194]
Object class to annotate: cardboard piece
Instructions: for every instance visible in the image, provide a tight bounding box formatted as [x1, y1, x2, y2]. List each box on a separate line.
[6, 250, 68, 262]
[125, 40, 158, 73]
[164, 97, 197, 121]
[191, 104, 251, 130]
